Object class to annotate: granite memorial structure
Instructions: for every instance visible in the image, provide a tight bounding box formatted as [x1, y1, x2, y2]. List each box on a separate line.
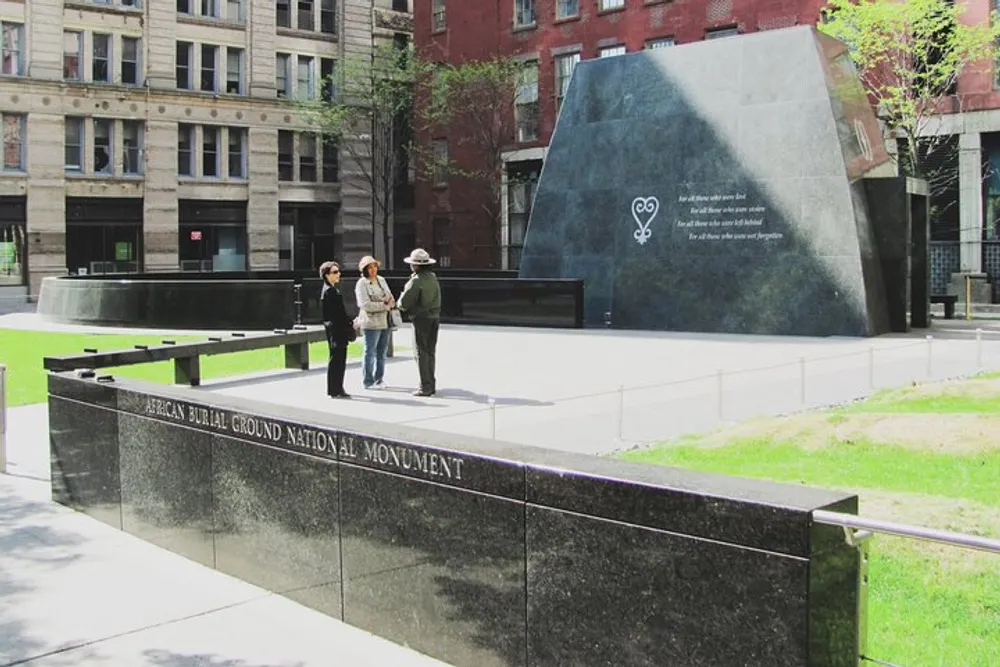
[49, 369, 863, 666]
[519, 26, 908, 337]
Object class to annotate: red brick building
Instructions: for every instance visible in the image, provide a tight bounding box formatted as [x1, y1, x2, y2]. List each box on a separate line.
[412, 0, 1000, 300]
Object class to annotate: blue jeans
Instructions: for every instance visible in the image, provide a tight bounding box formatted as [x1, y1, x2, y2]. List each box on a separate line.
[362, 328, 390, 387]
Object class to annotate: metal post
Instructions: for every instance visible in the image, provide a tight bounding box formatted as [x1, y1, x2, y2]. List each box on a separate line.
[617, 384, 625, 440]
[489, 399, 497, 440]
[966, 274, 972, 321]
[799, 357, 806, 405]
[0, 364, 6, 474]
[868, 345, 875, 390]
[716, 369, 724, 422]
[976, 328, 983, 370]
[926, 335, 933, 378]
[293, 284, 303, 326]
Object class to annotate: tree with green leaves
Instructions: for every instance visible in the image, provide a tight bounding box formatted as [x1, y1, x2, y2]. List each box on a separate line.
[819, 0, 1000, 202]
[299, 43, 429, 263]
[420, 56, 527, 266]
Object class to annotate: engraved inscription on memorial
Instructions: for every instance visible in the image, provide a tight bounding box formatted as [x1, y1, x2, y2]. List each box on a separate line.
[139, 396, 466, 483]
[675, 193, 784, 244]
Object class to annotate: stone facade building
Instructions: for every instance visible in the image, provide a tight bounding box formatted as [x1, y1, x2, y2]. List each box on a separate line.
[0, 0, 412, 299]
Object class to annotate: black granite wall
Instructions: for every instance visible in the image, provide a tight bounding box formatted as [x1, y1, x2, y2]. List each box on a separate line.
[519, 27, 894, 337]
[49, 373, 861, 667]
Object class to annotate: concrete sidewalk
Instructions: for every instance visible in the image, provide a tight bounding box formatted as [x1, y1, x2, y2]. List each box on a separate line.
[0, 405, 452, 667]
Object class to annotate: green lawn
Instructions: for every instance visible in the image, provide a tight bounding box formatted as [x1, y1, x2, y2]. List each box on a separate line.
[0, 328, 361, 407]
[619, 377, 1000, 667]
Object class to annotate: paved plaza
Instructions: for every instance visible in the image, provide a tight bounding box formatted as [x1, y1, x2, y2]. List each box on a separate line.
[204, 321, 1000, 455]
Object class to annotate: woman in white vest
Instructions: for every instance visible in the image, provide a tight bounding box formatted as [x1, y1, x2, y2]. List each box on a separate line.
[354, 255, 395, 390]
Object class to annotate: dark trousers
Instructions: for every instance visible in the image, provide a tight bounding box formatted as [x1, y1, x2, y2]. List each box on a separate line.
[412, 318, 439, 392]
[325, 327, 348, 396]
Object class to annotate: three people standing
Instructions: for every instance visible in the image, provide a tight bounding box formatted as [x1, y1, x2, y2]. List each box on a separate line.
[354, 255, 395, 390]
[319, 246, 441, 399]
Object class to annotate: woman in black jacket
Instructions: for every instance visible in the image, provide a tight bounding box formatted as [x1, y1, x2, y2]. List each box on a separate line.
[319, 261, 354, 398]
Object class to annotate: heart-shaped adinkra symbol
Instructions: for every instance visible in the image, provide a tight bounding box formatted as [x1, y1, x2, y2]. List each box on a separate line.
[631, 196, 659, 245]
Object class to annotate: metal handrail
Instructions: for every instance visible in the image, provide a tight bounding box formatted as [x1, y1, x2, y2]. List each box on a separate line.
[813, 510, 1000, 555]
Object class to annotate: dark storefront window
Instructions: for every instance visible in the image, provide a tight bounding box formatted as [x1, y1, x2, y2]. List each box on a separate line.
[179, 200, 248, 272]
[65, 197, 144, 275]
[279, 202, 339, 272]
[0, 196, 26, 285]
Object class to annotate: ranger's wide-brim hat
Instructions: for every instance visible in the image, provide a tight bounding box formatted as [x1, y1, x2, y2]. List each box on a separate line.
[358, 255, 380, 272]
[403, 248, 437, 265]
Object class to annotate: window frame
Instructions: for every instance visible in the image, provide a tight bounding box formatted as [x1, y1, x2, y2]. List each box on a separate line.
[227, 127, 246, 179]
[555, 0, 578, 20]
[65, 117, 85, 172]
[276, 53, 291, 98]
[122, 120, 144, 175]
[63, 31, 83, 81]
[297, 0, 315, 31]
[431, 0, 445, 32]
[599, 0, 624, 11]
[299, 134, 318, 182]
[514, 0, 535, 27]
[93, 118, 114, 175]
[202, 125, 221, 177]
[598, 45, 626, 58]
[121, 36, 141, 85]
[296, 55, 315, 99]
[177, 123, 195, 176]
[278, 130, 295, 181]
[554, 52, 579, 110]
[201, 43, 219, 92]
[645, 37, 675, 49]
[515, 61, 539, 143]
[1, 113, 25, 172]
[176, 41, 194, 89]
[1, 21, 24, 77]
[226, 47, 244, 94]
[320, 0, 335, 33]
[432, 138, 448, 186]
[93, 33, 113, 83]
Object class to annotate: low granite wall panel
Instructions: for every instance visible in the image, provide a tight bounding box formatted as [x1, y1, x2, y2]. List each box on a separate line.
[118, 414, 215, 568]
[212, 436, 343, 619]
[525, 506, 811, 667]
[48, 391, 122, 530]
[339, 464, 526, 667]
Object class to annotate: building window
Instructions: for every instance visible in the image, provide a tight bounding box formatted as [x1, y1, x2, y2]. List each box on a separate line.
[556, 0, 577, 19]
[226, 0, 244, 21]
[201, 44, 218, 92]
[202, 0, 220, 18]
[432, 217, 451, 267]
[507, 173, 536, 270]
[122, 0, 143, 7]
[123, 121, 143, 175]
[203, 126, 220, 177]
[63, 31, 82, 80]
[706, 26, 739, 40]
[431, 0, 445, 31]
[94, 119, 113, 174]
[514, 0, 535, 27]
[298, 0, 314, 30]
[176, 42, 193, 88]
[276, 53, 291, 97]
[646, 37, 675, 49]
[277, 0, 291, 27]
[515, 61, 539, 143]
[1, 114, 24, 171]
[65, 117, 84, 172]
[297, 55, 315, 99]
[226, 48, 244, 94]
[122, 37, 141, 85]
[300, 135, 317, 181]
[322, 136, 338, 182]
[432, 138, 447, 186]
[555, 52, 579, 110]
[228, 128, 246, 178]
[600, 0, 624, 10]
[320, 0, 335, 33]
[93, 34, 112, 82]
[177, 0, 192, 12]
[178, 124, 195, 176]
[321, 57, 335, 101]
[1, 22, 23, 76]
[278, 130, 294, 181]
[599, 45, 626, 58]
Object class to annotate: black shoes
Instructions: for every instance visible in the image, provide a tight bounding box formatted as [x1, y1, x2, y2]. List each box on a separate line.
[412, 389, 435, 397]
[330, 392, 352, 399]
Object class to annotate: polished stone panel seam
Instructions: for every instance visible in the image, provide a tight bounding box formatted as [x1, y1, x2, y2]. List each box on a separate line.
[525, 502, 811, 562]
